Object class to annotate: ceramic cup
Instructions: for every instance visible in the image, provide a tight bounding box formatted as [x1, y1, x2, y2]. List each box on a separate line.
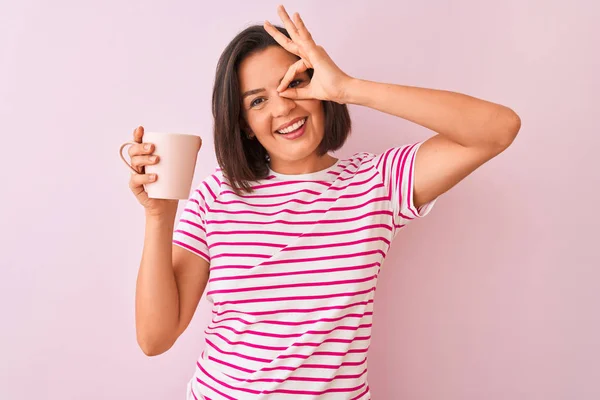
[119, 131, 202, 200]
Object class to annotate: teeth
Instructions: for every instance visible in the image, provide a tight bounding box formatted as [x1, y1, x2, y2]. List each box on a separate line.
[277, 118, 306, 134]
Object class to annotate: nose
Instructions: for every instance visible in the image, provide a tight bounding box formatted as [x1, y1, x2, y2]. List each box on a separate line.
[272, 91, 296, 119]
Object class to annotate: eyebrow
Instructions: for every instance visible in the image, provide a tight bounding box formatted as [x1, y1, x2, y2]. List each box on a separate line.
[241, 88, 265, 100]
[241, 74, 295, 100]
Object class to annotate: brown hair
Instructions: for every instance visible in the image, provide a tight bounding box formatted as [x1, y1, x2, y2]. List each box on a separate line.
[212, 24, 351, 195]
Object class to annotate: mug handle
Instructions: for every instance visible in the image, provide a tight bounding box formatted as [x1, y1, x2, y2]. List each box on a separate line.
[119, 141, 141, 174]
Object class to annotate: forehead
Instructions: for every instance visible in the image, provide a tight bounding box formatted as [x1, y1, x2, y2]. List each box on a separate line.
[238, 46, 299, 90]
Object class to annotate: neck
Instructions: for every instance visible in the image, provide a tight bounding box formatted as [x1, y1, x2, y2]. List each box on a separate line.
[269, 154, 338, 175]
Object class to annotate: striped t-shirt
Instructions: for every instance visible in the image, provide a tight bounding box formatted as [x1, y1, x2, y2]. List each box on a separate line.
[173, 142, 436, 400]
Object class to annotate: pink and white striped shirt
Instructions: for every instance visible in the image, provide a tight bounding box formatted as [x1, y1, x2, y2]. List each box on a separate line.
[173, 142, 436, 400]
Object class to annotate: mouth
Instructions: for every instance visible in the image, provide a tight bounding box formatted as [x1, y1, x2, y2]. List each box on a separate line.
[275, 117, 308, 135]
[275, 117, 308, 140]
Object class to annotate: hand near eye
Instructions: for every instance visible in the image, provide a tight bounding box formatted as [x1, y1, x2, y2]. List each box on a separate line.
[264, 5, 353, 104]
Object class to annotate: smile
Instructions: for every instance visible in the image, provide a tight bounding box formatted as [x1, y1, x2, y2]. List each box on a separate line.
[276, 117, 307, 134]
[276, 117, 308, 140]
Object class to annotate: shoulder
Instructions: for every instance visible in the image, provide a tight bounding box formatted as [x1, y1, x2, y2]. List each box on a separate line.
[191, 168, 225, 204]
[342, 151, 378, 172]
[352, 151, 377, 163]
[363, 143, 424, 169]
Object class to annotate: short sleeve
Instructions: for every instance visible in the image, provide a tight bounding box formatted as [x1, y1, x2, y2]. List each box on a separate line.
[373, 142, 437, 226]
[172, 174, 220, 264]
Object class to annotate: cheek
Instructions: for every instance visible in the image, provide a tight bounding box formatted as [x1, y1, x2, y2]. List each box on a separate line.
[248, 113, 272, 134]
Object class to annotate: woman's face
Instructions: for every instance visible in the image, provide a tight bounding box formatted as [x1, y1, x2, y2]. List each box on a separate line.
[238, 45, 333, 174]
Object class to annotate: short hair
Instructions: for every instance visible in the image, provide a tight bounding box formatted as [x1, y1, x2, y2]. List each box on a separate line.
[212, 24, 351, 195]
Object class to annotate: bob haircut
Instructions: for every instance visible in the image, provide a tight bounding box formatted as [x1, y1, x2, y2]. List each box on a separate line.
[212, 24, 352, 195]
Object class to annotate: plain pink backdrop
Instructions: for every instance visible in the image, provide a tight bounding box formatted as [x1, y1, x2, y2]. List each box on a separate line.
[1, 0, 599, 399]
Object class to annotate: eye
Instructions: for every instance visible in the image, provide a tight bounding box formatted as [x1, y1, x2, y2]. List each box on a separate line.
[250, 97, 265, 108]
[249, 80, 303, 108]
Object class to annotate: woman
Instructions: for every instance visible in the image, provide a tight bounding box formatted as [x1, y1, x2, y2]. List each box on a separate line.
[127, 5, 521, 399]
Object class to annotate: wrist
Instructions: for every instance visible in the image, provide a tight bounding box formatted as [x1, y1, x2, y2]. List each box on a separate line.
[339, 76, 363, 105]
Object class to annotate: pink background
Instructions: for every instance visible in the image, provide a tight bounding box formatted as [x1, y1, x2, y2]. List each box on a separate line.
[1, 0, 599, 399]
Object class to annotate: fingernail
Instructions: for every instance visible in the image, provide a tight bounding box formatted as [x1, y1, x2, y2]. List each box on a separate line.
[150, 156, 157, 162]
[144, 144, 151, 150]
[149, 174, 156, 181]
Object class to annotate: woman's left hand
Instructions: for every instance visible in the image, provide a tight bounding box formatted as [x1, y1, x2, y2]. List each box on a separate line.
[264, 5, 353, 104]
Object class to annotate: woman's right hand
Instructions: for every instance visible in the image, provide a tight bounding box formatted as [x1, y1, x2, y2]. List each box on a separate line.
[128, 126, 178, 217]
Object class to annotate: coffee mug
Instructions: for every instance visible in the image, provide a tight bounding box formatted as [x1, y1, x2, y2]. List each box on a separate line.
[119, 131, 202, 200]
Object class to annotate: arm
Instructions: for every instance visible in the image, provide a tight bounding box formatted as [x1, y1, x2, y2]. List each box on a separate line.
[135, 208, 209, 356]
[342, 79, 522, 208]
[261, 7, 520, 209]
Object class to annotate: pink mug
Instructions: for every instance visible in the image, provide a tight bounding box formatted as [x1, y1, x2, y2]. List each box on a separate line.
[120, 131, 202, 200]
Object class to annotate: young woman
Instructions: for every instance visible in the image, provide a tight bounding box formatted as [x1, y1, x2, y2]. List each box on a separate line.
[127, 5, 521, 399]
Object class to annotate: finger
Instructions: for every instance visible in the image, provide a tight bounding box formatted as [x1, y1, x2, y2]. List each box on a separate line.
[131, 155, 159, 169]
[129, 172, 157, 189]
[279, 86, 311, 100]
[133, 126, 144, 143]
[293, 12, 312, 41]
[127, 142, 154, 158]
[277, 5, 299, 40]
[264, 21, 299, 55]
[277, 59, 308, 92]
